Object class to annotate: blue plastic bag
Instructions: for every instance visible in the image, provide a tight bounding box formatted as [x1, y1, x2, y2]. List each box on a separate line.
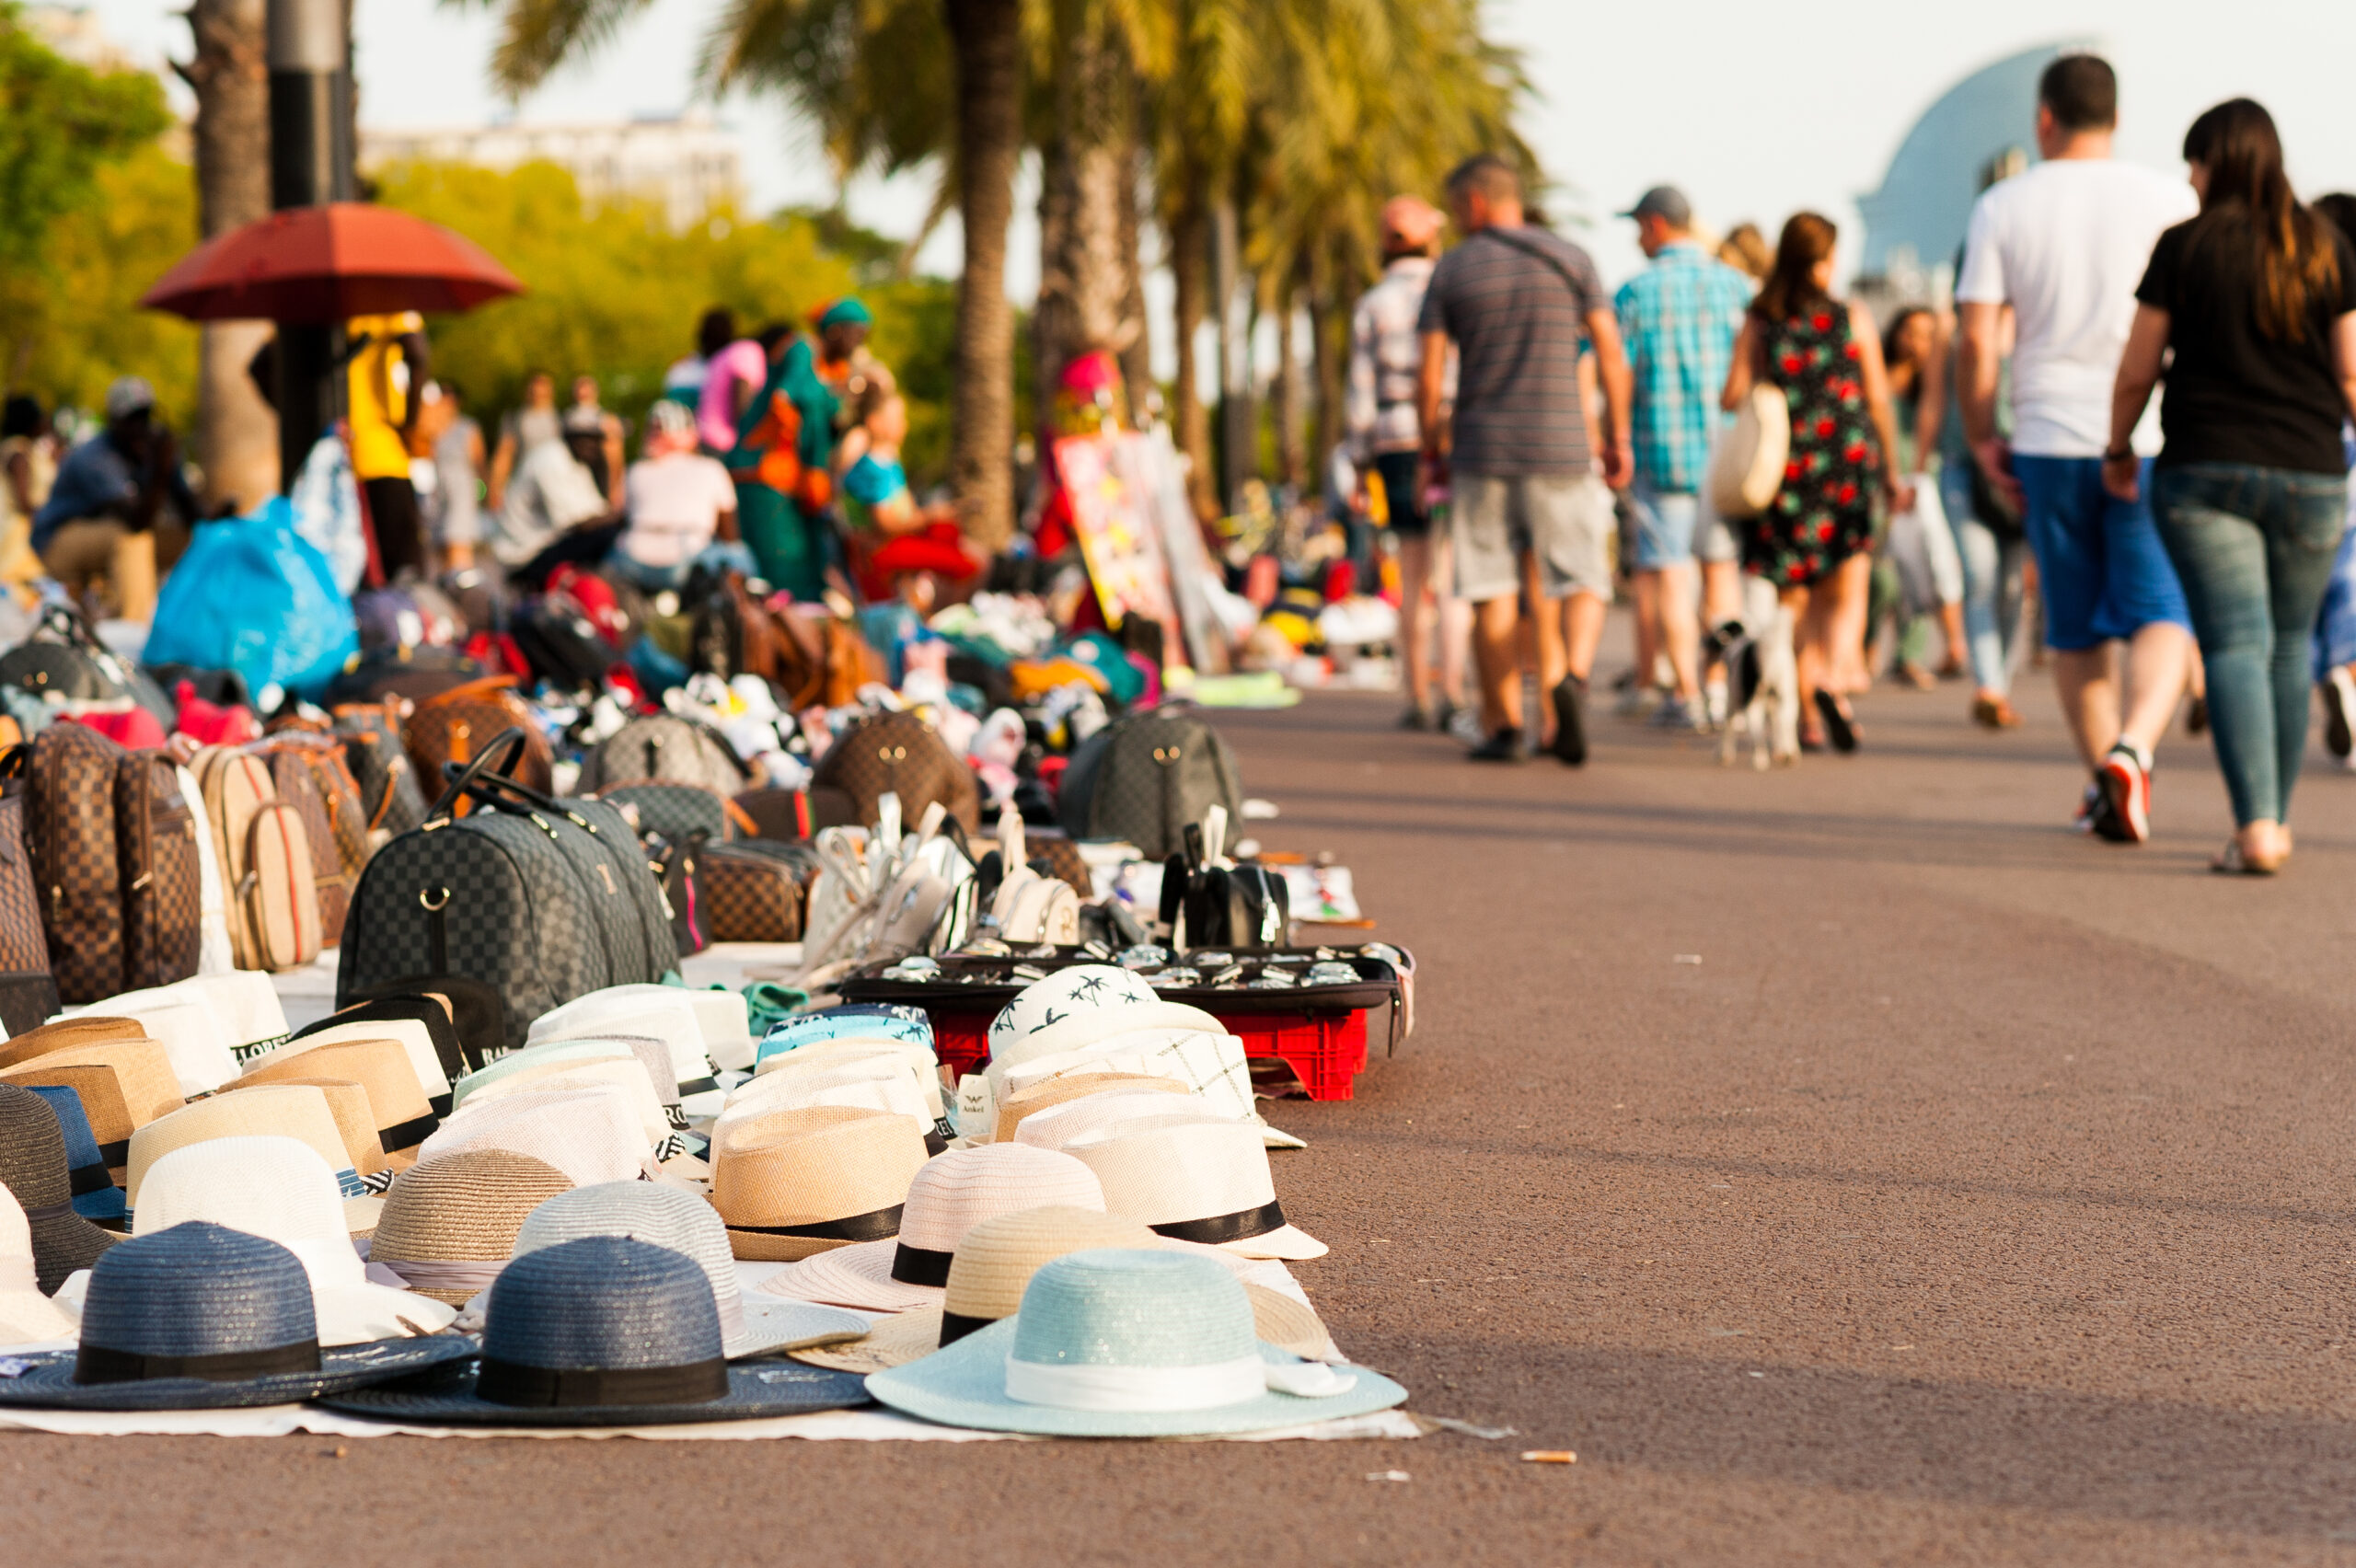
[144, 498, 358, 703]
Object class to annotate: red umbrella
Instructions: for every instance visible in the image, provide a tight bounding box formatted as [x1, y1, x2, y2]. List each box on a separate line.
[140, 202, 524, 323]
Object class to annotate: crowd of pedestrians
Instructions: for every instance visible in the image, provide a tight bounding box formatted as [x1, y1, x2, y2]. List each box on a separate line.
[1373, 52, 2356, 874]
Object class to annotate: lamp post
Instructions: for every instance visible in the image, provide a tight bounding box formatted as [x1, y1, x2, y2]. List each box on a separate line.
[266, 0, 354, 490]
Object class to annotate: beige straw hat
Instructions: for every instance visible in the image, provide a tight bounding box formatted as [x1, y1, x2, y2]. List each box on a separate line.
[456, 1058, 668, 1147]
[219, 1076, 388, 1178]
[0, 1183, 76, 1346]
[240, 1038, 438, 1160]
[366, 1149, 576, 1305]
[1, 1064, 137, 1179]
[0, 1016, 148, 1072]
[759, 1144, 1105, 1312]
[993, 1073, 1191, 1145]
[415, 1085, 651, 1188]
[1067, 1119, 1327, 1261]
[709, 1105, 930, 1262]
[2, 1040, 185, 1167]
[124, 1085, 383, 1235]
[279, 1018, 453, 1111]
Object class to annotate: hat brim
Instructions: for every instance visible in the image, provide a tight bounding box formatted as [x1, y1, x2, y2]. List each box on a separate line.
[725, 1228, 860, 1264]
[1216, 1223, 1327, 1262]
[0, 1334, 477, 1411]
[29, 1209, 117, 1295]
[725, 1298, 872, 1361]
[343, 1196, 384, 1237]
[756, 1239, 940, 1314]
[864, 1319, 1404, 1437]
[789, 1305, 945, 1373]
[316, 1284, 460, 1345]
[314, 1357, 872, 1426]
[0, 1289, 76, 1347]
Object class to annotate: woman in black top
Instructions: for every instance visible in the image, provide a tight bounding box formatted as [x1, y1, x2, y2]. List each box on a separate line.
[2106, 99, 2356, 873]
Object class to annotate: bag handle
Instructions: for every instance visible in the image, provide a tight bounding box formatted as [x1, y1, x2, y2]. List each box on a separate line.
[426, 726, 536, 818]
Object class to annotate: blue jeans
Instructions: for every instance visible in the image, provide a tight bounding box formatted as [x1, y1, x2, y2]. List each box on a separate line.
[2152, 462, 2350, 826]
[1940, 464, 2027, 695]
[2309, 515, 2356, 679]
[2015, 455, 2190, 650]
[606, 539, 759, 593]
[1628, 483, 1699, 570]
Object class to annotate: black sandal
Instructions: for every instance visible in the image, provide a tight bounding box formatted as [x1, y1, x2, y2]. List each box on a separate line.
[1813, 690, 1858, 753]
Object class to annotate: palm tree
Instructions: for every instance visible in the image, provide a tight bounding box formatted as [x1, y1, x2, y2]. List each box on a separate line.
[179, 0, 278, 508]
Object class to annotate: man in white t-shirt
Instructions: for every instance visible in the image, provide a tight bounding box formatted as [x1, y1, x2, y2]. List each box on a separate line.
[609, 399, 751, 590]
[1957, 52, 2199, 845]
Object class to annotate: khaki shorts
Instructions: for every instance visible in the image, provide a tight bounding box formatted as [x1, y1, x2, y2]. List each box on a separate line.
[1449, 471, 1614, 602]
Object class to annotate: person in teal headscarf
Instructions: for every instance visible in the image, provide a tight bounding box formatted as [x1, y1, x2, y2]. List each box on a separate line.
[723, 326, 837, 601]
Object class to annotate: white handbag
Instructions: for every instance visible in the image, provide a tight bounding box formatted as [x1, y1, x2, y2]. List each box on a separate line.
[1707, 382, 1791, 521]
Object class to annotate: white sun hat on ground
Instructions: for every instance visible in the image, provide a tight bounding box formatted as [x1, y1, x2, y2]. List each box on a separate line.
[1065, 1118, 1327, 1261]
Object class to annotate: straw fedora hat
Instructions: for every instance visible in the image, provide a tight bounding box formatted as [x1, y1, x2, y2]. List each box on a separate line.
[0, 1184, 75, 1346]
[455, 1058, 668, 1147]
[20, 1085, 125, 1224]
[218, 1078, 388, 1180]
[454, 1037, 681, 1126]
[512, 1182, 867, 1359]
[753, 1037, 947, 1116]
[717, 1064, 942, 1154]
[709, 1105, 930, 1262]
[0, 1086, 118, 1292]
[79, 996, 237, 1096]
[416, 1085, 652, 1188]
[126, 1087, 384, 1237]
[791, 1207, 1340, 1374]
[865, 1250, 1402, 1437]
[756, 1003, 933, 1063]
[0, 1222, 472, 1411]
[317, 1237, 869, 1427]
[3, 1038, 184, 1139]
[555, 983, 756, 1073]
[119, 1136, 456, 1343]
[1013, 1091, 1224, 1155]
[1068, 1119, 1327, 1261]
[993, 1073, 1191, 1145]
[759, 1144, 1105, 1314]
[365, 1149, 575, 1306]
[240, 1038, 438, 1160]
[13, 1066, 139, 1182]
[292, 997, 466, 1114]
[0, 1016, 147, 1072]
[140, 972, 289, 1059]
[529, 990, 719, 1113]
[271, 1019, 452, 1119]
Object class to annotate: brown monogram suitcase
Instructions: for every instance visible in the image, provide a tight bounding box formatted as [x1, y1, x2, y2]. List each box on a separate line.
[696, 843, 809, 941]
[8, 723, 125, 1004]
[113, 753, 202, 991]
[808, 710, 981, 833]
[260, 743, 354, 946]
[403, 677, 551, 806]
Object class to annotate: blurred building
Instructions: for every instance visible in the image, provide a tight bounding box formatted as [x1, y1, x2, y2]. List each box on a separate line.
[1854, 41, 2087, 306]
[24, 4, 135, 69]
[361, 110, 744, 230]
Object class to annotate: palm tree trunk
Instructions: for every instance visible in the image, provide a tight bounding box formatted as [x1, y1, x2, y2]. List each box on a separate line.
[1273, 277, 1303, 490]
[1167, 183, 1217, 521]
[179, 0, 277, 510]
[1308, 241, 1345, 488]
[1115, 126, 1151, 420]
[1034, 9, 1138, 418]
[943, 0, 1022, 548]
[1212, 194, 1253, 503]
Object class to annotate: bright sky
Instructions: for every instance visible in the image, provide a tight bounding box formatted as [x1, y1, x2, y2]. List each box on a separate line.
[75, 0, 2356, 308]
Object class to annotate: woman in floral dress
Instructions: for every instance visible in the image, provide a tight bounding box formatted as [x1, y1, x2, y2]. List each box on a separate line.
[1721, 212, 1911, 750]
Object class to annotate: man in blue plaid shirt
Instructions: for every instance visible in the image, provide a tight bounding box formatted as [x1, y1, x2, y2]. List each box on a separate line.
[1614, 187, 1754, 729]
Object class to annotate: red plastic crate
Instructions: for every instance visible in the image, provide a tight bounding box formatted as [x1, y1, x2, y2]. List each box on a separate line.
[927, 1005, 1373, 1101]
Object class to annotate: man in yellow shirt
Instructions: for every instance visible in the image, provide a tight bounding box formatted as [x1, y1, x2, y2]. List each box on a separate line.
[347, 311, 430, 578]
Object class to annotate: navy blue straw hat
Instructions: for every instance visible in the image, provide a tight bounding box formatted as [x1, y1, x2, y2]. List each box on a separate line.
[0, 1221, 474, 1410]
[318, 1236, 872, 1425]
[24, 1085, 127, 1223]
[0, 1085, 118, 1292]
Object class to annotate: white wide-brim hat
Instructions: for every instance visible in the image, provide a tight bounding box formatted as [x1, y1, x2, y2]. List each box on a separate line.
[758, 1144, 1105, 1313]
[457, 1058, 669, 1147]
[986, 966, 1224, 1085]
[754, 1037, 945, 1118]
[1013, 1091, 1226, 1154]
[78, 994, 237, 1097]
[719, 1062, 940, 1151]
[1066, 1118, 1326, 1261]
[557, 983, 755, 1073]
[529, 990, 720, 1114]
[417, 1085, 652, 1187]
[115, 1135, 456, 1343]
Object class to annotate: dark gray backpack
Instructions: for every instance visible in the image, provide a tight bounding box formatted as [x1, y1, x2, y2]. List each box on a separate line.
[1057, 709, 1242, 858]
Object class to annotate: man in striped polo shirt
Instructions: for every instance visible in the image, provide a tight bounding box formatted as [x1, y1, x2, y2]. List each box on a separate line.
[1417, 155, 1634, 765]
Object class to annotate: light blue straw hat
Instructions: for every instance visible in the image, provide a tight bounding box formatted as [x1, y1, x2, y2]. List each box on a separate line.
[452, 1038, 680, 1122]
[864, 1249, 1406, 1436]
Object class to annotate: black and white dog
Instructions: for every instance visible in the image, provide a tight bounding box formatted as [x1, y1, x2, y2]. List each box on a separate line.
[1715, 574, 1799, 769]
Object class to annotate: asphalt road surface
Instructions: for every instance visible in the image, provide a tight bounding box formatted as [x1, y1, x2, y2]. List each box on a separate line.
[13, 659, 2356, 1566]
